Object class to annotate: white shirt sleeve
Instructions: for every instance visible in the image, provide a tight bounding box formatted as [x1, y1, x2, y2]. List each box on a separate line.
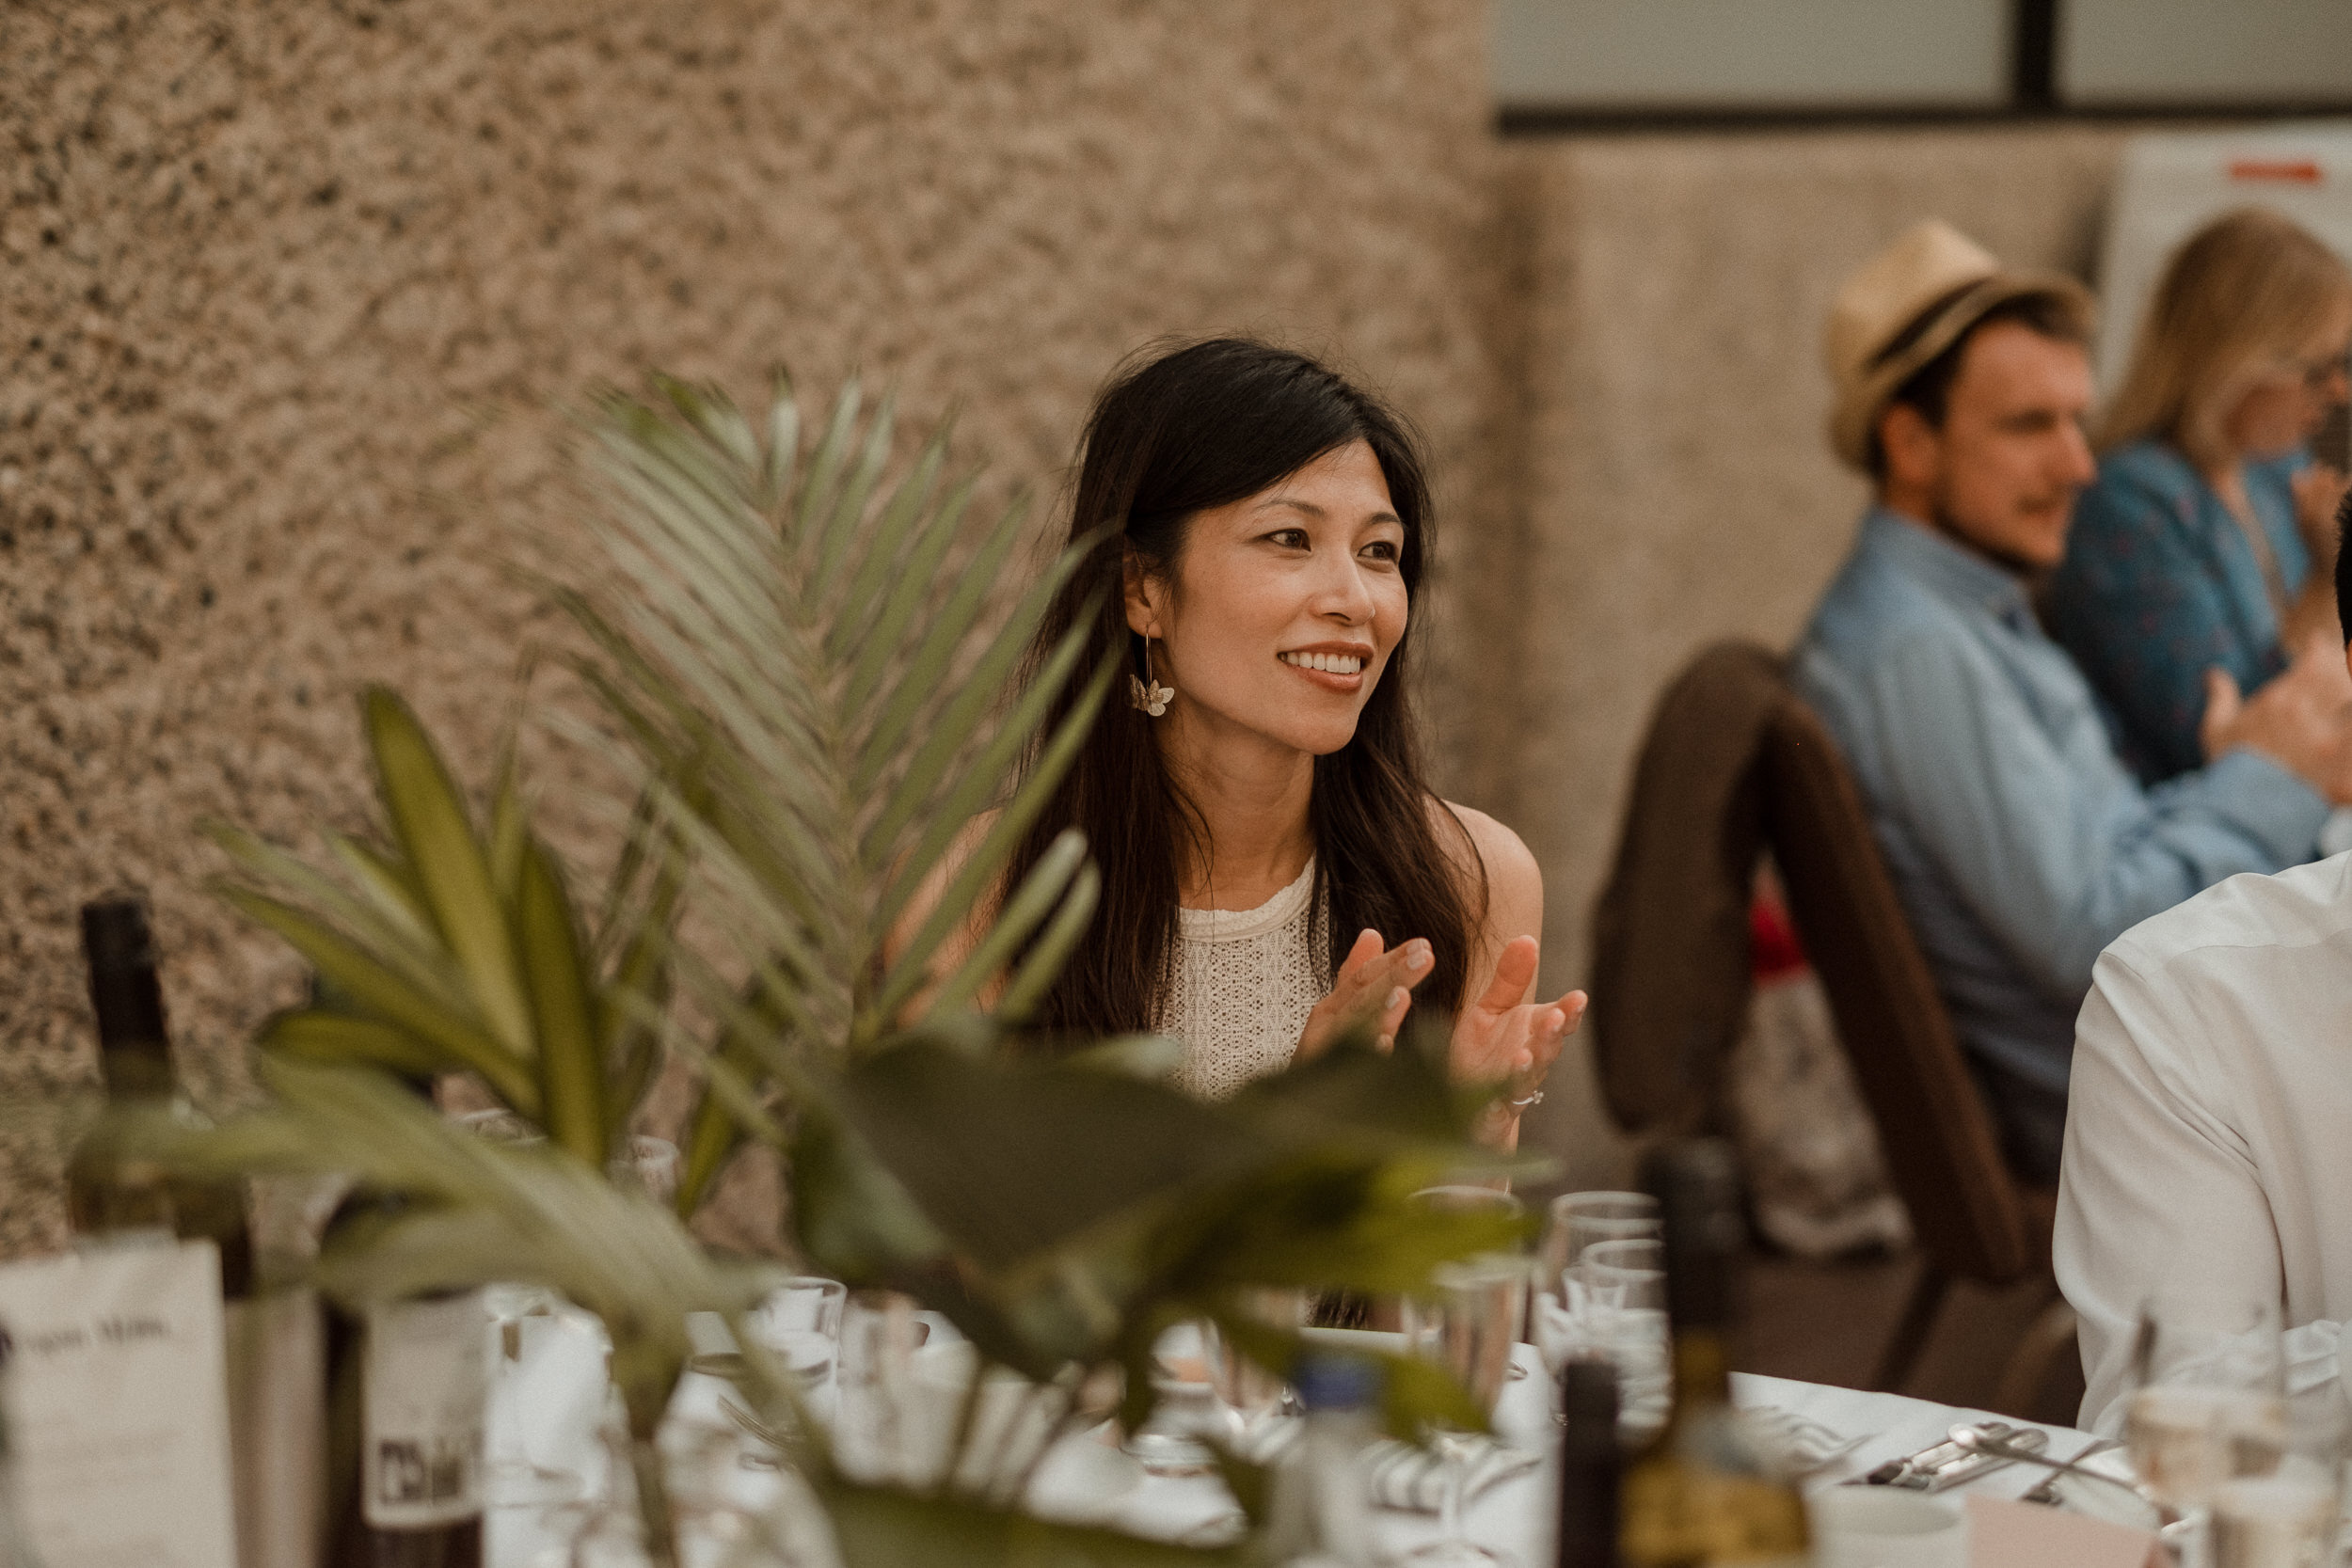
[2057, 943, 2332, 1433]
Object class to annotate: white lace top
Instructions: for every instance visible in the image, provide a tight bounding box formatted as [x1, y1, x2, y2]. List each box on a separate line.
[1157, 857, 1328, 1101]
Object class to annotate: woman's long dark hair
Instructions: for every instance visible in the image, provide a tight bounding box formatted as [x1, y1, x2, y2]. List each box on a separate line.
[1006, 336, 1483, 1041]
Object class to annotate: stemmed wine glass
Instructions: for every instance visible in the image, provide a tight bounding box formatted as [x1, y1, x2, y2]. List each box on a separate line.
[1203, 1287, 1310, 1452]
[1401, 1253, 1532, 1568]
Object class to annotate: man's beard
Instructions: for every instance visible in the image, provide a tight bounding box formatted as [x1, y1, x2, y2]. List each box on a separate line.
[1928, 494, 2062, 579]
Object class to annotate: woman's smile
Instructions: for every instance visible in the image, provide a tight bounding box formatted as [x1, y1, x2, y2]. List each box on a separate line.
[1279, 642, 1373, 691]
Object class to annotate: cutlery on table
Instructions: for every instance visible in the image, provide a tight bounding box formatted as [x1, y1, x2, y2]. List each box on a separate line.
[1949, 1428, 2145, 1501]
[2021, 1436, 2121, 1505]
[1861, 1420, 2047, 1490]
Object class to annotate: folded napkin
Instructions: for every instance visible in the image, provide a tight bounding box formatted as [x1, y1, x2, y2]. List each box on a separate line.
[1364, 1436, 1541, 1513]
[1247, 1422, 1539, 1513]
[1739, 1404, 1865, 1478]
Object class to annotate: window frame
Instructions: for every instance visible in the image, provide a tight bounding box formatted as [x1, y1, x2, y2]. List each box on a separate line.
[1496, 0, 2352, 135]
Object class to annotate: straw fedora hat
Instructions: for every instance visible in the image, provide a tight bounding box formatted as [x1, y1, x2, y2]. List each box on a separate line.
[1825, 219, 2093, 470]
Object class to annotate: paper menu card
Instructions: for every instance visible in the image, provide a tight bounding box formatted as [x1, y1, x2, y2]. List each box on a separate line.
[1964, 1494, 2163, 1568]
[0, 1240, 238, 1568]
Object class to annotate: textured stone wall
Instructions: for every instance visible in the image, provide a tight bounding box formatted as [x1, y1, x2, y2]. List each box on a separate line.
[0, 0, 1509, 1254]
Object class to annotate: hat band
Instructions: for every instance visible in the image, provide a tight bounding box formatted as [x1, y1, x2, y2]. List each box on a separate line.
[1867, 277, 1999, 374]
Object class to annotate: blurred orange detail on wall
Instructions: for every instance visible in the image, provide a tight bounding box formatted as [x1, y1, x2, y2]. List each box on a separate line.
[2227, 159, 2323, 183]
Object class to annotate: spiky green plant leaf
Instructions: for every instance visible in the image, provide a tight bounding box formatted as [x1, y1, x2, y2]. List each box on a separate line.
[364, 690, 536, 1058]
[208, 689, 680, 1167]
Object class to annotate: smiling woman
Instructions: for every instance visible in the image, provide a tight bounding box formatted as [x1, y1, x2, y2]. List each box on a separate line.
[909, 338, 1583, 1143]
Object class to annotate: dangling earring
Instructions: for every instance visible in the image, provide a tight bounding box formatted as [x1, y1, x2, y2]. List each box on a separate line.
[1130, 634, 1174, 717]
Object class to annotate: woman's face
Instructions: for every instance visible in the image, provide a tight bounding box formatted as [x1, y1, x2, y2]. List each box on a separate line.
[2225, 296, 2352, 460]
[1128, 438, 1409, 761]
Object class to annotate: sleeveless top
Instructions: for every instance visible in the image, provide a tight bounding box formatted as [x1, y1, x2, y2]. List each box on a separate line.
[1157, 857, 1329, 1101]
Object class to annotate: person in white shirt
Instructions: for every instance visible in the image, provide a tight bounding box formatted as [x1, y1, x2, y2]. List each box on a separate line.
[2057, 496, 2352, 1433]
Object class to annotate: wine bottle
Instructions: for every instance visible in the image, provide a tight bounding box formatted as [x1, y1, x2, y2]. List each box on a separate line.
[324, 1081, 485, 1568]
[1617, 1140, 1810, 1567]
[66, 898, 254, 1294]
[1557, 1357, 1622, 1568]
[0, 1323, 43, 1568]
[72, 899, 328, 1568]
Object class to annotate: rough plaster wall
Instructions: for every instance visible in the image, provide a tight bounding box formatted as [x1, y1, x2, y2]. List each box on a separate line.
[1501, 124, 2137, 1187]
[0, 0, 1511, 1256]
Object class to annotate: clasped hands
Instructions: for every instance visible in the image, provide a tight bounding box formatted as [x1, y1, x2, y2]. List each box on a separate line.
[2201, 631, 2352, 803]
[1296, 927, 1587, 1115]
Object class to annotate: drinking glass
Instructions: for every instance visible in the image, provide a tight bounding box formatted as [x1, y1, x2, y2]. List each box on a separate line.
[1539, 1192, 1660, 1309]
[1570, 1238, 1672, 1445]
[609, 1135, 680, 1204]
[1411, 1184, 1530, 1381]
[2123, 1294, 2286, 1543]
[1122, 1322, 1228, 1477]
[453, 1108, 582, 1506]
[2210, 1395, 2348, 1568]
[752, 1276, 848, 1419]
[1203, 1287, 1310, 1449]
[835, 1289, 929, 1484]
[1400, 1253, 1531, 1568]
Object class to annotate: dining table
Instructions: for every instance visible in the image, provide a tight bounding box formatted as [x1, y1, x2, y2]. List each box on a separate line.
[486, 1305, 2132, 1568]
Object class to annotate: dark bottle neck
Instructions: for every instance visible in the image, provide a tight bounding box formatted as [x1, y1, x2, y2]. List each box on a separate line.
[1668, 1327, 1733, 1409]
[1644, 1140, 1745, 1432]
[1660, 1232, 1738, 1419]
[1557, 1361, 1622, 1568]
[83, 902, 179, 1102]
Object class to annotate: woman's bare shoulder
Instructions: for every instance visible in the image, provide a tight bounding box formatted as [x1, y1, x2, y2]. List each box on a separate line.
[1425, 798, 1541, 896]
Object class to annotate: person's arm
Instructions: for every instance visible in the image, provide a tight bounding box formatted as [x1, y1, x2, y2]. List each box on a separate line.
[2047, 470, 2281, 780]
[1861, 631, 2324, 1001]
[1443, 801, 1542, 1022]
[1433, 802, 1584, 1148]
[2057, 945, 2335, 1434]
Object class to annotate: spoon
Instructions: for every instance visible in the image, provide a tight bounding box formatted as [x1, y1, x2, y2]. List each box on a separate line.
[1949, 1427, 2146, 1497]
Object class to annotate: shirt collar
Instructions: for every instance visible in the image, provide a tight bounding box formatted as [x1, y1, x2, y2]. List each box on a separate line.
[1860, 505, 2035, 629]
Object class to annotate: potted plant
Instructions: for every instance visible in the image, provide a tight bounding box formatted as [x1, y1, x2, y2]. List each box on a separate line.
[169, 374, 1539, 1566]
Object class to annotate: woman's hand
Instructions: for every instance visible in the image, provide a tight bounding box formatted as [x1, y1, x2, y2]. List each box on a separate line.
[1449, 935, 1586, 1129]
[1296, 927, 1431, 1061]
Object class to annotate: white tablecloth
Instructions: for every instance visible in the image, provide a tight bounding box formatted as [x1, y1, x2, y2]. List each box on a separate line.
[488, 1312, 2108, 1567]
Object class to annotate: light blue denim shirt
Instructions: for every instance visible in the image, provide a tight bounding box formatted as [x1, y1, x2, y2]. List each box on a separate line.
[1792, 508, 2327, 1176]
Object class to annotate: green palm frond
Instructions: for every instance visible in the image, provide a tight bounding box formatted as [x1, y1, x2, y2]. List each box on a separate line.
[560, 372, 1112, 1079]
[206, 689, 676, 1168]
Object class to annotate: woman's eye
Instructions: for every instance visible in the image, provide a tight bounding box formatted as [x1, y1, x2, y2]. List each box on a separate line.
[1361, 540, 1400, 562]
[1266, 529, 1310, 548]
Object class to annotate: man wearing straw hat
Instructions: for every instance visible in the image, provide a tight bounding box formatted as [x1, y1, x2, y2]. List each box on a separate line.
[1791, 220, 2352, 1182]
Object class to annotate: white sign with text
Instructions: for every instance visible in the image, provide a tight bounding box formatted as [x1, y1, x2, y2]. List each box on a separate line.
[0, 1240, 237, 1568]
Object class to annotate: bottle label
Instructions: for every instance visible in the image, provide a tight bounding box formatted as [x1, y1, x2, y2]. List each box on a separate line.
[362, 1292, 485, 1528]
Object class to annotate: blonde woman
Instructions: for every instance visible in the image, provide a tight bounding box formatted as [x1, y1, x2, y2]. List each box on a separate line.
[2047, 207, 2352, 781]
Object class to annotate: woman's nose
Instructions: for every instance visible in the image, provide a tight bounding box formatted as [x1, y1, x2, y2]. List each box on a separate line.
[1311, 555, 1378, 622]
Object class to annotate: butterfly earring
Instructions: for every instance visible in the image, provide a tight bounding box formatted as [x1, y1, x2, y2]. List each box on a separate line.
[1130, 634, 1174, 718]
